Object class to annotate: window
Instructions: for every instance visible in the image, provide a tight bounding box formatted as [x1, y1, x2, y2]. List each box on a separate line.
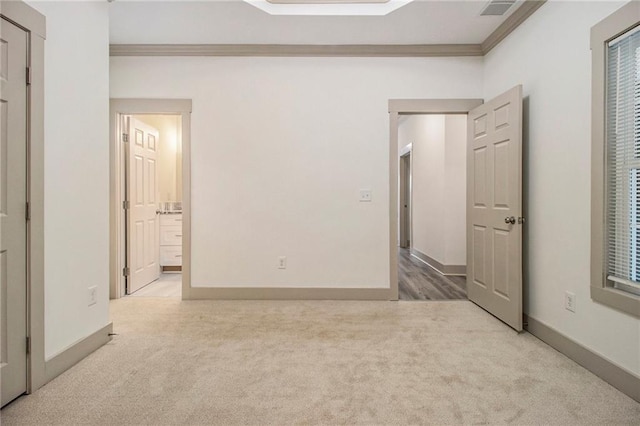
[606, 26, 640, 298]
[592, 1, 640, 318]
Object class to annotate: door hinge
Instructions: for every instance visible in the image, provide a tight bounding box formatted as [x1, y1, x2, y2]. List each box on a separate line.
[122, 133, 129, 143]
[26, 67, 31, 86]
[518, 217, 526, 224]
[26, 336, 31, 355]
[122, 200, 130, 210]
[25, 202, 30, 221]
[123, 267, 130, 277]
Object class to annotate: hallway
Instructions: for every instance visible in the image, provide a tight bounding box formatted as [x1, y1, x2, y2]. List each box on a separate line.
[398, 248, 467, 300]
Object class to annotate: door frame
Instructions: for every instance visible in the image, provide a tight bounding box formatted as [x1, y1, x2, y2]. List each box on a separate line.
[109, 99, 192, 300]
[388, 99, 483, 300]
[0, 0, 47, 394]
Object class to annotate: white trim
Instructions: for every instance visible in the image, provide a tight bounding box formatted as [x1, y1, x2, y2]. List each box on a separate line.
[45, 323, 113, 383]
[0, 0, 46, 39]
[110, 43, 483, 57]
[525, 315, 640, 403]
[389, 99, 483, 114]
[410, 248, 466, 277]
[608, 23, 640, 46]
[481, 0, 547, 54]
[590, 0, 640, 318]
[187, 287, 390, 300]
[607, 275, 640, 290]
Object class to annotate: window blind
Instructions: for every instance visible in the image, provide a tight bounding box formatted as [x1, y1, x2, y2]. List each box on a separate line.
[606, 25, 640, 297]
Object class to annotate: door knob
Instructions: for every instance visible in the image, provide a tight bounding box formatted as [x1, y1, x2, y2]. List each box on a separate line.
[505, 216, 516, 225]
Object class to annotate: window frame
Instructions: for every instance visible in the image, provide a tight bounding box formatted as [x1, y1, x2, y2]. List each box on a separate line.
[591, 0, 640, 318]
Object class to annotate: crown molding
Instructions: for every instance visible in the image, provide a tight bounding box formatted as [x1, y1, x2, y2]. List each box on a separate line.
[482, 0, 547, 54]
[110, 43, 483, 57]
[109, 0, 546, 58]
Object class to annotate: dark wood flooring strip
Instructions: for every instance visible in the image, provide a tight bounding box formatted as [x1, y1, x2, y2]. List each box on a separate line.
[397, 248, 467, 301]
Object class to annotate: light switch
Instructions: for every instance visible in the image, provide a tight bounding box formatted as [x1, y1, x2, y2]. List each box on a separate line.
[359, 189, 372, 202]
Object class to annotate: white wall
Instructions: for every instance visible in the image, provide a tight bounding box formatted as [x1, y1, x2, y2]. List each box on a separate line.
[398, 115, 466, 267]
[444, 115, 467, 266]
[400, 115, 445, 262]
[483, 1, 639, 375]
[28, 1, 110, 358]
[111, 56, 483, 288]
[134, 115, 181, 202]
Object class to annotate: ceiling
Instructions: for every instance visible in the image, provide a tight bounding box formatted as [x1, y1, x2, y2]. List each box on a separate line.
[108, 0, 525, 45]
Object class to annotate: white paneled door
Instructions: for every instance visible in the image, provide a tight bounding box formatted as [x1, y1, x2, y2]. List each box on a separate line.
[127, 117, 160, 294]
[467, 86, 523, 331]
[0, 18, 29, 406]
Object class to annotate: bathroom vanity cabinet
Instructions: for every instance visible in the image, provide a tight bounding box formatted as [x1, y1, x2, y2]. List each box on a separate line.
[160, 213, 182, 271]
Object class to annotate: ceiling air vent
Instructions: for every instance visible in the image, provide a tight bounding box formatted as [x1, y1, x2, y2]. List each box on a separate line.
[480, 0, 516, 16]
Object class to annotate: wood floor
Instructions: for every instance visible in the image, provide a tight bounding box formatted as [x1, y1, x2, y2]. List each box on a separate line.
[398, 248, 467, 300]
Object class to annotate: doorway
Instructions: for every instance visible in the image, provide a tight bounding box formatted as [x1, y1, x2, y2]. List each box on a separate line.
[388, 91, 524, 331]
[110, 100, 192, 300]
[396, 114, 468, 301]
[388, 100, 483, 302]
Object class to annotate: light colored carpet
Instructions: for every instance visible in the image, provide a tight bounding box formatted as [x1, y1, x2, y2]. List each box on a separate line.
[2, 299, 639, 425]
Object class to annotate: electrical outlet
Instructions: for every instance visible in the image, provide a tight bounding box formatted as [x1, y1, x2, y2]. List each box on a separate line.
[88, 286, 97, 307]
[565, 291, 576, 313]
[278, 256, 287, 269]
[359, 189, 372, 202]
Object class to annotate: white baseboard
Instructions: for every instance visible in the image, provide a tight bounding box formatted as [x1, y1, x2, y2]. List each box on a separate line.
[525, 315, 639, 403]
[185, 287, 390, 300]
[45, 323, 113, 382]
[410, 248, 466, 276]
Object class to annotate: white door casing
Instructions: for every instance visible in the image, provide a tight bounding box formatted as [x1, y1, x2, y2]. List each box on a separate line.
[127, 117, 160, 294]
[0, 18, 28, 406]
[467, 86, 523, 331]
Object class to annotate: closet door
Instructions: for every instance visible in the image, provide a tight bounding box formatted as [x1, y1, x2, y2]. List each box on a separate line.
[1, 17, 29, 407]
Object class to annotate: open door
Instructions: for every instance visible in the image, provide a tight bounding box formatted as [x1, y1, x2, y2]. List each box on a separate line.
[126, 117, 160, 294]
[467, 85, 523, 331]
[1, 17, 29, 406]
